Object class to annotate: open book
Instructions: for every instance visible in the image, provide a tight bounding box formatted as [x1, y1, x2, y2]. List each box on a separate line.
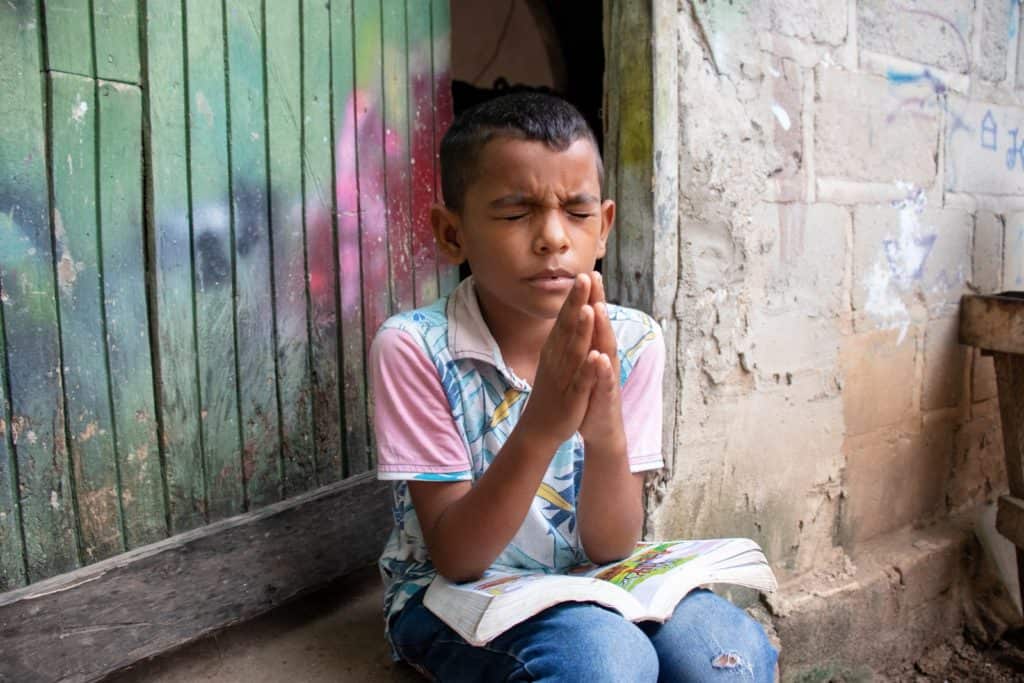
[423, 538, 778, 646]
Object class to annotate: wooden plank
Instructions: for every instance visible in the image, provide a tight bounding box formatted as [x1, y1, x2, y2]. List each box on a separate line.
[994, 353, 1024, 496]
[303, 0, 343, 485]
[144, 0, 205, 534]
[184, 0, 244, 520]
[97, 81, 165, 549]
[383, 0, 414, 313]
[50, 71, 124, 563]
[93, 0, 140, 83]
[43, 0, 94, 77]
[0, 0, 79, 583]
[959, 294, 1024, 356]
[601, 0, 621, 303]
[407, 0, 439, 308]
[0, 263, 26, 590]
[0, 473, 392, 683]
[995, 493, 1024, 611]
[430, 0, 458, 295]
[606, 0, 654, 311]
[354, 0, 390, 340]
[265, 0, 316, 494]
[225, 0, 283, 507]
[997, 495, 1024, 549]
[330, 0, 371, 477]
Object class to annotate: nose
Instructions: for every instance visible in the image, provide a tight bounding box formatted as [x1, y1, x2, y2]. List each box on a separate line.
[532, 210, 570, 254]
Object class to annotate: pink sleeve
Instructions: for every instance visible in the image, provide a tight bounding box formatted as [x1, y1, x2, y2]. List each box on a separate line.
[370, 328, 472, 480]
[621, 333, 665, 473]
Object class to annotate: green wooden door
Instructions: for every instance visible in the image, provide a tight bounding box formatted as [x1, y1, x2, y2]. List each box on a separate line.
[0, 0, 454, 591]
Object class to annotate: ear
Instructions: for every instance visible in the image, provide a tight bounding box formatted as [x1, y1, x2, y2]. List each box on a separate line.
[431, 203, 467, 264]
[595, 198, 615, 259]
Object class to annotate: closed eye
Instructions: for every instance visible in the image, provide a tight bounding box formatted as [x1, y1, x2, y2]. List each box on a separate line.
[568, 211, 594, 219]
[499, 213, 529, 221]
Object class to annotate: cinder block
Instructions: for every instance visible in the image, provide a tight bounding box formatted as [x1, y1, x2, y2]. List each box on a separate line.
[972, 349, 999, 403]
[762, 57, 805, 202]
[750, 0, 847, 46]
[949, 412, 1006, 510]
[774, 522, 968, 678]
[977, 0, 1016, 83]
[842, 417, 952, 543]
[922, 316, 967, 411]
[754, 202, 849, 317]
[840, 327, 918, 436]
[918, 208, 972, 317]
[853, 203, 970, 328]
[816, 68, 938, 186]
[858, 0, 973, 73]
[748, 310, 841, 378]
[682, 219, 738, 292]
[945, 97, 1024, 195]
[1005, 213, 1024, 289]
[973, 211, 1004, 294]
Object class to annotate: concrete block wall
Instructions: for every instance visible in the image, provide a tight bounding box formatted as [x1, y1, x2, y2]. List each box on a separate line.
[651, 0, 1023, 586]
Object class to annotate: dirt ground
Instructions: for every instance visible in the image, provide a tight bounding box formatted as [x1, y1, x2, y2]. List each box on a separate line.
[883, 629, 1024, 682]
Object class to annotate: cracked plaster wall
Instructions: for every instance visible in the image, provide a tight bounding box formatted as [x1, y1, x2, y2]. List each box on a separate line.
[648, 0, 1020, 581]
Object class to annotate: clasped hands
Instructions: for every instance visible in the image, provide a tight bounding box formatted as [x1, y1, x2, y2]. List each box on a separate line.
[520, 272, 624, 451]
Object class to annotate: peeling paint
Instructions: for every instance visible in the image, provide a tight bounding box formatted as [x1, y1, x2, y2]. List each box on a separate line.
[771, 103, 791, 130]
[862, 185, 936, 342]
[78, 422, 98, 443]
[50, 490, 59, 510]
[195, 90, 214, 127]
[70, 96, 88, 123]
[9, 416, 28, 445]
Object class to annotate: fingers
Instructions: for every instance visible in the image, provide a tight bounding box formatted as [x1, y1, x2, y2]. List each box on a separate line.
[550, 274, 591, 348]
[570, 349, 600, 398]
[588, 271, 606, 306]
[558, 304, 594, 390]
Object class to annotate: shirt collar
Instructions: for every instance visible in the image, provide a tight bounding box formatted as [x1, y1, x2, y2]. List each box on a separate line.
[446, 276, 531, 390]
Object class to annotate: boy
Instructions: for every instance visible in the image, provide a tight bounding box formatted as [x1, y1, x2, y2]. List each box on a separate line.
[371, 93, 777, 681]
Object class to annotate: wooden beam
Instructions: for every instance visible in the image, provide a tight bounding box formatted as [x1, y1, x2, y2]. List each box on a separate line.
[959, 293, 1024, 356]
[0, 473, 391, 683]
[997, 495, 1024, 550]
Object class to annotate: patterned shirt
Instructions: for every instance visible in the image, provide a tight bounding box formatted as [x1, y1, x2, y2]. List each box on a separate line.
[370, 276, 665, 634]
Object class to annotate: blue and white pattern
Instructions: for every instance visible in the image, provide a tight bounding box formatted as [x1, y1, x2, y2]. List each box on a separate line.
[375, 277, 663, 634]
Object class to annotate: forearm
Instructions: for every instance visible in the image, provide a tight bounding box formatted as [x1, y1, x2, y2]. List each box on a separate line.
[417, 423, 561, 582]
[577, 437, 643, 564]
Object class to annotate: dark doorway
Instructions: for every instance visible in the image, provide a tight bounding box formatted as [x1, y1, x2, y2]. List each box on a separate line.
[448, 0, 606, 280]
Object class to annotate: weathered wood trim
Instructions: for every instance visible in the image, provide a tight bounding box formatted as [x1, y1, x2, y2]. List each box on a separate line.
[959, 293, 1024, 356]
[603, 0, 681, 520]
[0, 473, 391, 683]
[997, 495, 1024, 549]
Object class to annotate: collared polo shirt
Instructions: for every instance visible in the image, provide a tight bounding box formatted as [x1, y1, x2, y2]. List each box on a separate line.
[370, 276, 665, 633]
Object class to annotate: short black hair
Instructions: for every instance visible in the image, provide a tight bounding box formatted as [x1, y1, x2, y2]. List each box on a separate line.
[439, 92, 603, 212]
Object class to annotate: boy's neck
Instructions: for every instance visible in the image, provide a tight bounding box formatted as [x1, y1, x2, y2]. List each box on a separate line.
[473, 288, 554, 385]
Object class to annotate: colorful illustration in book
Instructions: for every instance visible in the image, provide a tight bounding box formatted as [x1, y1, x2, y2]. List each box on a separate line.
[594, 543, 696, 591]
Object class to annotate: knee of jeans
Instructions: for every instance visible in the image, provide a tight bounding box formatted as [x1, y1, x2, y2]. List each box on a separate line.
[710, 612, 778, 680]
[558, 612, 659, 681]
[681, 591, 779, 680]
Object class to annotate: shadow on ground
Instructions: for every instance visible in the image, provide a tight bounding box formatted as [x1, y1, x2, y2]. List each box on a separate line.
[103, 565, 421, 683]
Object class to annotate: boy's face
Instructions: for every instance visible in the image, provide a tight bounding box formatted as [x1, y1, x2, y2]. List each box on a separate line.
[432, 136, 614, 327]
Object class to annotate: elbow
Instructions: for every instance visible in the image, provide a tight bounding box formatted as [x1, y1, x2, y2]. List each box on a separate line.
[585, 545, 633, 567]
[432, 555, 489, 584]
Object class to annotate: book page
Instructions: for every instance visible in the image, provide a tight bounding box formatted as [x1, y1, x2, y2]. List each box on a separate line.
[579, 539, 751, 606]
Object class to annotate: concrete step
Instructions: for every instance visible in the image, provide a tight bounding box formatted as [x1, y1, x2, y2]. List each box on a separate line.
[102, 566, 420, 683]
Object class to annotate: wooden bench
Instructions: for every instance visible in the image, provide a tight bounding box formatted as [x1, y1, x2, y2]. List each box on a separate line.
[960, 292, 1024, 608]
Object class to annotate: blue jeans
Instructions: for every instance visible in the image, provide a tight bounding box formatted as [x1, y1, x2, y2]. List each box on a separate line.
[389, 587, 779, 682]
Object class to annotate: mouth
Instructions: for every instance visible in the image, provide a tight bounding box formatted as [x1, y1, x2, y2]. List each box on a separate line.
[525, 268, 576, 291]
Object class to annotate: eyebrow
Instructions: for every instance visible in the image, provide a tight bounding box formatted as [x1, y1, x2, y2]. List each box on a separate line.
[488, 193, 600, 209]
